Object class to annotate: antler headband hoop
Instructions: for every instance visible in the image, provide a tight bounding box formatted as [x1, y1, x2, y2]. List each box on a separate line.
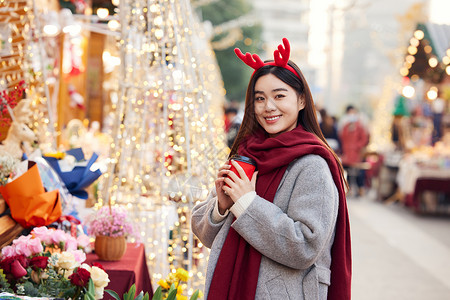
[234, 38, 301, 79]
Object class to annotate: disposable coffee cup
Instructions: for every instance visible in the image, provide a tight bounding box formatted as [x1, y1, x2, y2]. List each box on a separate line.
[226, 155, 257, 187]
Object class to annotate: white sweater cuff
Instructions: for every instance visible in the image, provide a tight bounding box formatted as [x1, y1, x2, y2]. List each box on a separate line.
[230, 191, 256, 218]
[211, 198, 229, 223]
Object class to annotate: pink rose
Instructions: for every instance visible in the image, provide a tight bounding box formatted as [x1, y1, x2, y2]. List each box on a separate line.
[76, 234, 91, 249]
[1, 246, 15, 258]
[65, 236, 78, 251]
[28, 238, 44, 255]
[14, 241, 32, 257]
[70, 249, 86, 264]
[52, 229, 68, 245]
[32, 227, 53, 244]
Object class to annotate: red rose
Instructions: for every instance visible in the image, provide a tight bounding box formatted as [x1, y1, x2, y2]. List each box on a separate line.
[11, 259, 28, 278]
[30, 256, 49, 270]
[69, 267, 91, 287]
[15, 255, 29, 269]
[92, 262, 105, 271]
[0, 257, 14, 273]
[0, 255, 28, 275]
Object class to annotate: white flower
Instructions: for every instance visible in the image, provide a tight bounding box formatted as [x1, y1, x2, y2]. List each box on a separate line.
[80, 263, 91, 271]
[90, 266, 110, 288]
[94, 286, 105, 299]
[57, 251, 78, 270]
[58, 268, 74, 279]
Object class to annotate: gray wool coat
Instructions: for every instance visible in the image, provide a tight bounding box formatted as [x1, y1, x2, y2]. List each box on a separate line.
[191, 154, 339, 300]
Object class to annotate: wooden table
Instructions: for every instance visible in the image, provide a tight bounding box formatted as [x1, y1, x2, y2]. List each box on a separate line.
[85, 243, 153, 299]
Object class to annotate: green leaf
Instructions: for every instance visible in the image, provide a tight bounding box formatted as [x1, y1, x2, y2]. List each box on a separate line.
[105, 289, 121, 300]
[166, 284, 177, 300]
[151, 286, 162, 300]
[143, 292, 150, 300]
[125, 284, 136, 300]
[190, 290, 199, 300]
[84, 291, 96, 300]
[135, 291, 144, 300]
[88, 278, 95, 293]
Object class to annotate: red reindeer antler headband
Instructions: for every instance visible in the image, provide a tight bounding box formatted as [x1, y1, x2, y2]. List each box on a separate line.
[234, 38, 301, 79]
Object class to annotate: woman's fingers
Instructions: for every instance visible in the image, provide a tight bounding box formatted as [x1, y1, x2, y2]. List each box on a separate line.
[230, 160, 249, 182]
[251, 171, 258, 188]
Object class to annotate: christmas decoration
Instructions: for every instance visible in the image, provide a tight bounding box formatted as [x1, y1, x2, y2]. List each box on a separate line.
[93, 0, 227, 294]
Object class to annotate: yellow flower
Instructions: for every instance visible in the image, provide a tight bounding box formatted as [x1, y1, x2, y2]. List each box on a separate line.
[175, 268, 189, 282]
[198, 291, 204, 298]
[176, 284, 184, 294]
[176, 295, 188, 300]
[157, 279, 170, 289]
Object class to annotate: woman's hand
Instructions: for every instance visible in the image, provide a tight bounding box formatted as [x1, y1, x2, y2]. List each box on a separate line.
[215, 163, 234, 214]
[222, 160, 258, 203]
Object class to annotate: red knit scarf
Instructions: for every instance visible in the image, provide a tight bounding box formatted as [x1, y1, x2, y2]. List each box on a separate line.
[208, 125, 351, 300]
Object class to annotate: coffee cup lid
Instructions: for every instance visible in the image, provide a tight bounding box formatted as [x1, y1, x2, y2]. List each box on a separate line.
[230, 155, 257, 167]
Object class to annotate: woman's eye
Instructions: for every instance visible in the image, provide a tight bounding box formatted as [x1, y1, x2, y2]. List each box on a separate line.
[255, 97, 264, 101]
[275, 94, 285, 99]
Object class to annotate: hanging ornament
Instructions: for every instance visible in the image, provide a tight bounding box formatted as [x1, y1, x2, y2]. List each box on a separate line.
[68, 84, 85, 110]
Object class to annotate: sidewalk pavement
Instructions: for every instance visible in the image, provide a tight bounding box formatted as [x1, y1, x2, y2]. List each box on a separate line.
[348, 194, 450, 299]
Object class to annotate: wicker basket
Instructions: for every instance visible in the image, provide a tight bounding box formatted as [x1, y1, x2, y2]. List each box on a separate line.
[94, 235, 127, 261]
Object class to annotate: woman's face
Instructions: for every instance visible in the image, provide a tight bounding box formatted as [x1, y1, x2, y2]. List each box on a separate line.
[253, 73, 305, 137]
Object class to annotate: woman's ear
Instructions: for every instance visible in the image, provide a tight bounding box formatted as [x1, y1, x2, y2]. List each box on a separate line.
[298, 96, 306, 111]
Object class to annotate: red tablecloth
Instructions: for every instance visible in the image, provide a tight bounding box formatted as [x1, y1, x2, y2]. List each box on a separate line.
[85, 243, 153, 299]
[404, 178, 450, 212]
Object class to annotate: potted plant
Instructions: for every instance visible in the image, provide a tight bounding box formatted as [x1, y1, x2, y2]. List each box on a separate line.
[84, 206, 138, 261]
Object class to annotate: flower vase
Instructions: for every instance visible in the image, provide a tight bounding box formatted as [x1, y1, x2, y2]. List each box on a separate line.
[94, 235, 127, 261]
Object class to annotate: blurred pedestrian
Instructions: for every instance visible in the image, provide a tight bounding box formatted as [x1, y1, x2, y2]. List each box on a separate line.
[319, 108, 341, 153]
[192, 38, 351, 300]
[224, 106, 241, 148]
[338, 105, 370, 196]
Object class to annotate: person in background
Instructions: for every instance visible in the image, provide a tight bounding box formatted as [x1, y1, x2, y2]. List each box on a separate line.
[319, 108, 341, 154]
[191, 38, 351, 300]
[224, 106, 242, 148]
[338, 105, 370, 196]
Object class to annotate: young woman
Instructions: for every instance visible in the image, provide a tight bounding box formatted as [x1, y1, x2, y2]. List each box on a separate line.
[191, 38, 351, 300]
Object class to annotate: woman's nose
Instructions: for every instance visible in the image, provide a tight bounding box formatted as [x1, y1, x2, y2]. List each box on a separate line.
[265, 98, 277, 111]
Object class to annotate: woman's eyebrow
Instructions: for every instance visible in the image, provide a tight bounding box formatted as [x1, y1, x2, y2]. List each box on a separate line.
[272, 88, 288, 92]
[255, 88, 288, 94]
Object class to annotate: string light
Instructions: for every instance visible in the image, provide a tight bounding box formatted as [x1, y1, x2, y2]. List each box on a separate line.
[98, 0, 228, 292]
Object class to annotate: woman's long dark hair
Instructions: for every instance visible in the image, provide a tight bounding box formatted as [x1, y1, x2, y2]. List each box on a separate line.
[229, 60, 349, 190]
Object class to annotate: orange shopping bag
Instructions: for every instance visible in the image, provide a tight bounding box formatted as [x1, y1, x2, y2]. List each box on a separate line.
[0, 162, 61, 228]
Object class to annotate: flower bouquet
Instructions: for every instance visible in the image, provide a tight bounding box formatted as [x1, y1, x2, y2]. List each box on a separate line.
[0, 226, 109, 299]
[84, 206, 138, 261]
[43, 148, 103, 200]
[0, 162, 61, 228]
[154, 268, 202, 300]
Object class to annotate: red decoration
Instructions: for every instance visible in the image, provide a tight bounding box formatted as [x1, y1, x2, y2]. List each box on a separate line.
[234, 38, 301, 79]
[0, 80, 26, 130]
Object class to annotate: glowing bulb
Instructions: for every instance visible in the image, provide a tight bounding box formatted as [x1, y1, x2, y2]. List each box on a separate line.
[97, 8, 109, 19]
[108, 20, 120, 31]
[402, 86, 415, 98]
[407, 46, 417, 55]
[427, 88, 437, 100]
[43, 24, 60, 36]
[414, 30, 424, 40]
[429, 57, 438, 68]
[112, 0, 120, 6]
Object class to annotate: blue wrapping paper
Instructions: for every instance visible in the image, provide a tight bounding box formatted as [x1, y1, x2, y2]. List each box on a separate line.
[43, 148, 102, 199]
